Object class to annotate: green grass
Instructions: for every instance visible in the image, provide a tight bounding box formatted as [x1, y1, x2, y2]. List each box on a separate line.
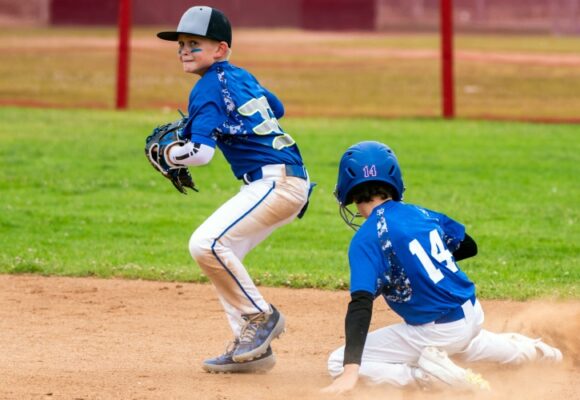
[0, 107, 578, 300]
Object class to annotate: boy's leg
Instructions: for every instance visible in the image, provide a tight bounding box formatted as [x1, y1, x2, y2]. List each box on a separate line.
[457, 330, 563, 364]
[328, 299, 485, 388]
[328, 320, 476, 388]
[327, 323, 419, 387]
[190, 178, 308, 331]
[190, 177, 308, 360]
[451, 298, 562, 364]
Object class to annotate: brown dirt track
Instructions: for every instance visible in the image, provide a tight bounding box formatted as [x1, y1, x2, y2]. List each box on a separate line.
[0, 275, 578, 400]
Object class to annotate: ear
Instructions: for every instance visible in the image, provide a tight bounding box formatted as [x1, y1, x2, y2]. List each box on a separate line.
[214, 41, 229, 59]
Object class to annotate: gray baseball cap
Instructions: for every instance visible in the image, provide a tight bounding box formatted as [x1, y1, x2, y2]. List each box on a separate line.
[157, 6, 232, 47]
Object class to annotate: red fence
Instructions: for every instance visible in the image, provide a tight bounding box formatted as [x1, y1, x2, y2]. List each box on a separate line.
[1, 0, 578, 121]
[27, 0, 577, 35]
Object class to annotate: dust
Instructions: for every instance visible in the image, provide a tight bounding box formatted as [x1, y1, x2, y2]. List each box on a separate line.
[482, 300, 580, 365]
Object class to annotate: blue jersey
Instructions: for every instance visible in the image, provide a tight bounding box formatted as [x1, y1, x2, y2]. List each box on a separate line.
[348, 200, 475, 325]
[183, 61, 303, 179]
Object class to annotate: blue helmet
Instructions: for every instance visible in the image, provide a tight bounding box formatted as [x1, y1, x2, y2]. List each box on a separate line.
[335, 141, 405, 206]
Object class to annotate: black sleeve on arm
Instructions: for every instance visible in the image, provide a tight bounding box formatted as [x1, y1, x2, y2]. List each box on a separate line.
[453, 233, 478, 262]
[343, 290, 374, 366]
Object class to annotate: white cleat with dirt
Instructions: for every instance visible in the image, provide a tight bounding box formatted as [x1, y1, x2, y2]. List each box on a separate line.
[417, 346, 491, 391]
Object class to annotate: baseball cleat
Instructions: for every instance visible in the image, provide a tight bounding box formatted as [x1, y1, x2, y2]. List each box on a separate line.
[202, 341, 276, 374]
[535, 340, 563, 362]
[417, 347, 490, 391]
[502, 333, 563, 363]
[412, 367, 448, 391]
[232, 304, 285, 362]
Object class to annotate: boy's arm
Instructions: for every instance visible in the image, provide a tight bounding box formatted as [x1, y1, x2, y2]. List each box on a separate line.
[344, 290, 374, 365]
[453, 233, 478, 261]
[263, 88, 285, 119]
[169, 97, 222, 167]
[419, 206, 470, 254]
[321, 290, 373, 395]
[167, 142, 215, 167]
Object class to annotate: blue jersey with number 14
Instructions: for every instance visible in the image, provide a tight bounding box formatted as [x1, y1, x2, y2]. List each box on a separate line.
[183, 61, 303, 179]
[348, 200, 476, 325]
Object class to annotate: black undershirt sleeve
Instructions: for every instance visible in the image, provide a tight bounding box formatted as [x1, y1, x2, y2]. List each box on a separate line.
[343, 290, 374, 366]
[453, 233, 478, 262]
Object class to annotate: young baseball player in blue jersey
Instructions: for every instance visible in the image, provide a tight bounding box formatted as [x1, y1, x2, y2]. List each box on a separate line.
[322, 141, 562, 394]
[156, 6, 311, 373]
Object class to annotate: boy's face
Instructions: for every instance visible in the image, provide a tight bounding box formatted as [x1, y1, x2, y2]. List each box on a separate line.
[177, 34, 227, 75]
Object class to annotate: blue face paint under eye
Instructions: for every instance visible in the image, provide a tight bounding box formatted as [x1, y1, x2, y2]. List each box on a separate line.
[178, 47, 203, 55]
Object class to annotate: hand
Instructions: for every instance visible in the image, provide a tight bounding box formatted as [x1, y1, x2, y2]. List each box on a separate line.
[145, 117, 198, 194]
[320, 364, 360, 395]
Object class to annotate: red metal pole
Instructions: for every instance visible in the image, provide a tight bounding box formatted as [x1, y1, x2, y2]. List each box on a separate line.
[116, 0, 131, 110]
[440, 0, 455, 119]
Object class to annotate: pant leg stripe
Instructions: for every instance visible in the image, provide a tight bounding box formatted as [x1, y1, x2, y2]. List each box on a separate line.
[210, 181, 276, 313]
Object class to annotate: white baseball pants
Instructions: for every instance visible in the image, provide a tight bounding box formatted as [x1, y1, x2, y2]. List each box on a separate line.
[189, 168, 309, 337]
[328, 299, 542, 387]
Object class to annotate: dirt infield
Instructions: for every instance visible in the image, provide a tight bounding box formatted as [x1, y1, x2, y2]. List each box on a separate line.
[0, 275, 578, 400]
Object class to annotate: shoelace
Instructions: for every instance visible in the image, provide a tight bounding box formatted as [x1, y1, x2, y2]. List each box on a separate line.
[238, 313, 267, 344]
[221, 339, 238, 356]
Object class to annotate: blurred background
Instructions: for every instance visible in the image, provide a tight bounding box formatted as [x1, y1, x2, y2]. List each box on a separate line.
[3, 0, 579, 33]
[1, 0, 579, 121]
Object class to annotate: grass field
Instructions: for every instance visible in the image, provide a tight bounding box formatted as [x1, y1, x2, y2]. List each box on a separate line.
[1, 27, 580, 119]
[0, 107, 578, 300]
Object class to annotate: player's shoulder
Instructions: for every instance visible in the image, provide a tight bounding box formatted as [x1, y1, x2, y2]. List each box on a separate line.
[405, 203, 450, 222]
[348, 229, 374, 264]
[189, 68, 225, 104]
[350, 212, 380, 249]
[370, 201, 429, 235]
[387, 201, 433, 219]
[213, 61, 254, 78]
[206, 62, 259, 90]
[192, 75, 219, 95]
[391, 202, 463, 236]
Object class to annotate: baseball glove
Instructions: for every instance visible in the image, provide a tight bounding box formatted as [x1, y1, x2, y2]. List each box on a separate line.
[145, 115, 199, 194]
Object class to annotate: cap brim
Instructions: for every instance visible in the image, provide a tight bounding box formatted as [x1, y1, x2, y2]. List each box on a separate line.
[156, 31, 180, 41]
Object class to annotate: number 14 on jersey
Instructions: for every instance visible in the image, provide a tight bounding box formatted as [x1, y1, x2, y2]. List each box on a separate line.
[409, 229, 459, 284]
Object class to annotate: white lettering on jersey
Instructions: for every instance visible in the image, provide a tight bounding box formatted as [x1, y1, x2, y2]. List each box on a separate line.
[409, 229, 459, 284]
[237, 96, 296, 150]
[272, 134, 296, 150]
[237, 96, 283, 135]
